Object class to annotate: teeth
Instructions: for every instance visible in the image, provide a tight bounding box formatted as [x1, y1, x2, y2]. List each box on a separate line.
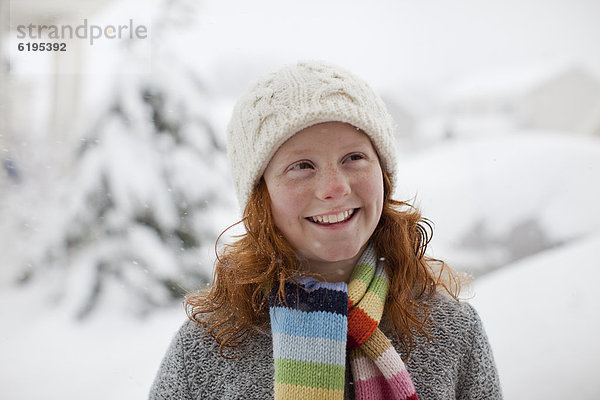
[309, 209, 353, 225]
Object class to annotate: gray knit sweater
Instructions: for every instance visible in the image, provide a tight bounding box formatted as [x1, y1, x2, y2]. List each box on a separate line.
[149, 295, 502, 399]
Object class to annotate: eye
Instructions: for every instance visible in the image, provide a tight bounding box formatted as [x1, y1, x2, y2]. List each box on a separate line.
[344, 153, 365, 162]
[290, 161, 313, 171]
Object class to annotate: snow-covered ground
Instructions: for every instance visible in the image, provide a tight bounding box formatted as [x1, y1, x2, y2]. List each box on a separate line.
[472, 233, 600, 399]
[394, 131, 600, 275]
[0, 284, 184, 400]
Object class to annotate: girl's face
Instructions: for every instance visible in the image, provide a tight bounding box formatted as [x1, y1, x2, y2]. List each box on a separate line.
[263, 122, 384, 274]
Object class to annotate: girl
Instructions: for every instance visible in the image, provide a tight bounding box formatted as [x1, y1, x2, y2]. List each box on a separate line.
[150, 61, 502, 399]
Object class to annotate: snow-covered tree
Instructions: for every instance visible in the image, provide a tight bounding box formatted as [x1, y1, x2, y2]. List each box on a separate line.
[12, 0, 236, 318]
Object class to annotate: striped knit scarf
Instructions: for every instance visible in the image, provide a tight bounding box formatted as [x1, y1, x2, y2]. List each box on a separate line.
[269, 243, 418, 400]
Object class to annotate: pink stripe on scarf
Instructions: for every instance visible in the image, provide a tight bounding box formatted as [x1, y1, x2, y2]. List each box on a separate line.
[351, 356, 383, 381]
[354, 370, 417, 400]
[373, 346, 407, 379]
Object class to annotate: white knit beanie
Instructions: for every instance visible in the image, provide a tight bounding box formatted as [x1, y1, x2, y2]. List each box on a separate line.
[226, 61, 398, 211]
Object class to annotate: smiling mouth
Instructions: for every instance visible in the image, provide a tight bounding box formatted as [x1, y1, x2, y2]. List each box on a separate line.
[307, 209, 357, 225]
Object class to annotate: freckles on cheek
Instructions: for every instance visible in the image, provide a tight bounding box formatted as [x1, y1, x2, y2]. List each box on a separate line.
[270, 185, 305, 225]
[363, 170, 384, 207]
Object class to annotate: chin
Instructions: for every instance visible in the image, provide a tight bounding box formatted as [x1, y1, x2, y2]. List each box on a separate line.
[312, 244, 364, 263]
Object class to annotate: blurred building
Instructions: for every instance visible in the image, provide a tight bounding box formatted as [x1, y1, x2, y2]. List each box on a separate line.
[380, 93, 417, 140]
[0, 0, 114, 189]
[440, 63, 600, 138]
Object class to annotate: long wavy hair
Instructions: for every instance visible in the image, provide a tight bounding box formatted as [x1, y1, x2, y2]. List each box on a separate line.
[185, 169, 462, 357]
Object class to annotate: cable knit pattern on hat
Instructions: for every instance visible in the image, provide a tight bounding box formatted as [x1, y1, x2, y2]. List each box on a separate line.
[226, 61, 398, 210]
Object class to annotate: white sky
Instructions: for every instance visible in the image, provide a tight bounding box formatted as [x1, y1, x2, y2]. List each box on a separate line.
[188, 0, 600, 91]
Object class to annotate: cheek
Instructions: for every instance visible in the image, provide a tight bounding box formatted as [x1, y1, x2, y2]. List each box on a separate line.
[358, 168, 384, 211]
[268, 183, 307, 228]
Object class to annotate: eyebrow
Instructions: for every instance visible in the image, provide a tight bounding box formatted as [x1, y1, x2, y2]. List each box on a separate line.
[284, 140, 373, 157]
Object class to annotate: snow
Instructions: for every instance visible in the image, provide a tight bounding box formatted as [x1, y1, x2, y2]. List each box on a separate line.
[101, 121, 179, 230]
[0, 282, 184, 400]
[471, 233, 600, 399]
[394, 131, 600, 274]
[440, 61, 583, 102]
[3, 0, 600, 398]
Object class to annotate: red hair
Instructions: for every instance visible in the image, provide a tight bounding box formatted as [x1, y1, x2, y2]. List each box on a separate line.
[185, 171, 461, 356]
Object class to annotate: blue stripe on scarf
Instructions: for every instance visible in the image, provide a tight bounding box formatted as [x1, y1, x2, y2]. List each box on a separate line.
[272, 332, 346, 366]
[270, 307, 347, 341]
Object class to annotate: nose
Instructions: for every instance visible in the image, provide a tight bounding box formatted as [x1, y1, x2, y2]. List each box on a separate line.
[315, 166, 351, 201]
